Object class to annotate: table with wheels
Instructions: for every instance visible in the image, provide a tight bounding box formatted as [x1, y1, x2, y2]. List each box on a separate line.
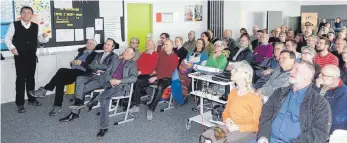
[186, 72, 234, 130]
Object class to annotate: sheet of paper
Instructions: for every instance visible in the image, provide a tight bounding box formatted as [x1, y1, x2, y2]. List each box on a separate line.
[74, 29, 84, 41]
[56, 29, 74, 42]
[86, 27, 95, 40]
[99, 1, 123, 17]
[54, 0, 72, 8]
[95, 19, 103, 30]
[104, 17, 123, 44]
[1, 0, 14, 22]
[94, 34, 100, 44]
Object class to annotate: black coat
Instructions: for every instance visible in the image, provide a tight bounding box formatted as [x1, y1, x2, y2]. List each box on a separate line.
[228, 46, 253, 64]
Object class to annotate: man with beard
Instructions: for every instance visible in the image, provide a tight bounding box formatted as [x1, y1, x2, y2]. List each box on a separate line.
[314, 37, 339, 68]
[255, 61, 331, 143]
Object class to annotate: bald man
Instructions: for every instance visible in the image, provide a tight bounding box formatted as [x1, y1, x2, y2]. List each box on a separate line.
[269, 28, 281, 44]
[182, 31, 196, 52]
[133, 39, 178, 120]
[316, 64, 347, 134]
[223, 29, 237, 50]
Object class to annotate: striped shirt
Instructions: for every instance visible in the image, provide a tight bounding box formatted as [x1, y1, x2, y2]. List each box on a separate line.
[314, 52, 339, 68]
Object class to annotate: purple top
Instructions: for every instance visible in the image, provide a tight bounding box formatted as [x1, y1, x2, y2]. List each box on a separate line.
[253, 44, 274, 65]
[112, 61, 127, 80]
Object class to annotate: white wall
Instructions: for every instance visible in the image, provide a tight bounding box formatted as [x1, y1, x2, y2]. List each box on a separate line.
[299, 1, 347, 5]
[224, 1, 301, 39]
[124, 0, 207, 46]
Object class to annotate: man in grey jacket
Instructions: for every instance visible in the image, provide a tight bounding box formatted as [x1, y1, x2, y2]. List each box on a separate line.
[255, 61, 331, 143]
[95, 47, 138, 137]
[59, 38, 118, 122]
[256, 50, 295, 102]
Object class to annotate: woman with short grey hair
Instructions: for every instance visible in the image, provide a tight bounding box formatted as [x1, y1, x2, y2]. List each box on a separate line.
[205, 40, 228, 70]
[301, 47, 321, 79]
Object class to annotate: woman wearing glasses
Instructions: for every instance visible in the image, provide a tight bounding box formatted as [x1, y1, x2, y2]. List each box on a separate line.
[301, 47, 321, 80]
[178, 38, 208, 97]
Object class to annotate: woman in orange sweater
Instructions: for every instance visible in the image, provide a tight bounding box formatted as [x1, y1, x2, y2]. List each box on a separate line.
[200, 61, 263, 143]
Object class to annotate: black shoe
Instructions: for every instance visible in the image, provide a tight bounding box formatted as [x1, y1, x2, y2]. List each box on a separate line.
[59, 112, 79, 122]
[17, 105, 25, 113]
[28, 100, 42, 106]
[96, 129, 108, 137]
[86, 100, 98, 112]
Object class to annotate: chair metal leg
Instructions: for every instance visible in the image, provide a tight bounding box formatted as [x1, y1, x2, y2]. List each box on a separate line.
[160, 93, 175, 112]
[112, 84, 135, 125]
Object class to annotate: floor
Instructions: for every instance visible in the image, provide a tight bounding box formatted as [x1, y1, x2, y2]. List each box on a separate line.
[1, 95, 206, 143]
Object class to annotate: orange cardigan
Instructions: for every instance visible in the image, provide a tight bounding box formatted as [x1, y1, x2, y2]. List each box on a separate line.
[222, 89, 262, 132]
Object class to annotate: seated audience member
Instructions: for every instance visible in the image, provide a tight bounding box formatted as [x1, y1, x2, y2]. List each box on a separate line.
[133, 40, 178, 120]
[128, 37, 141, 61]
[333, 17, 343, 33]
[229, 33, 253, 64]
[319, 23, 334, 36]
[286, 29, 294, 40]
[301, 47, 321, 80]
[201, 61, 262, 143]
[316, 65, 347, 134]
[156, 33, 169, 52]
[285, 39, 302, 59]
[130, 40, 159, 112]
[256, 50, 295, 100]
[174, 36, 188, 67]
[270, 29, 276, 37]
[341, 49, 347, 84]
[59, 38, 118, 122]
[299, 26, 306, 35]
[332, 38, 346, 69]
[250, 25, 259, 42]
[93, 47, 138, 137]
[223, 29, 237, 51]
[208, 29, 219, 44]
[338, 31, 346, 39]
[255, 61, 332, 143]
[182, 31, 196, 52]
[268, 28, 281, 44]
[328, 32, 337, 51]
[251, 30, 262, 50]
[253, 43, 284, 88]
[236, 28, 248, 44]
[318, 18, 327, 32]
[205, 40, 227, 70]
[294, 34, 304, 52]
[253, 33, 273, 65]
[179, 39, 208, 97]
[302, 28, 313, 46]
[281, 25, 287, 33]
[29, 39, 97, 116]
[201, 31, 215, 56]
[279, 32, 286, 43]
[314, 37, 339, 68]
[302, 35, 316, 51]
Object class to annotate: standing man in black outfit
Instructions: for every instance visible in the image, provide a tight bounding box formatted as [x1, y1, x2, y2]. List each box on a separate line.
[4, 6, 49, 113]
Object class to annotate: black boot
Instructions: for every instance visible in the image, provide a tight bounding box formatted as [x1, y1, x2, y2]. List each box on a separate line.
[96, 129, 108, 137]
[59, 112, 79, 122]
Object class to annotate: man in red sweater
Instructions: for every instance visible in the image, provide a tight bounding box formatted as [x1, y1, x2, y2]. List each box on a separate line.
[134, 39, 178, 120]
[131, 39, 159, 112]
[314, 37, 339, 68]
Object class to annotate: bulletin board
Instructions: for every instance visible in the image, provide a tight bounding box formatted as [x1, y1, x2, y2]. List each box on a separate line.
[1, 0, 125, 51]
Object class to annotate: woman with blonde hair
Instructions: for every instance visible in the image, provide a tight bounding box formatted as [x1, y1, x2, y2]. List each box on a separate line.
[200, 61, 263, 143]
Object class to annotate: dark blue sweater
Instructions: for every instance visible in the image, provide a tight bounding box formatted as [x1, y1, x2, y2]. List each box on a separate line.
[325, 83, 347, 134]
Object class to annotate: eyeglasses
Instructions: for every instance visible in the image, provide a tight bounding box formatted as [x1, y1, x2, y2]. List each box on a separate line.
[302, 52, 311, 55]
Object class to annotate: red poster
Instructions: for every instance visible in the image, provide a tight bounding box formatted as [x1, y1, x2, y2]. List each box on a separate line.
[156, 13, 162, 22]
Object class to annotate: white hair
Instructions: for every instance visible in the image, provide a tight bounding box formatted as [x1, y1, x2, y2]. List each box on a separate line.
[214, 40, 225, 49]
[323, 64, 341, 78]
[88, 39, 97, 46]
[231, 61, 254, 91]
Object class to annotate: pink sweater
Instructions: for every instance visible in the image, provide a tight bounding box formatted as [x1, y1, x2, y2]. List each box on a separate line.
[253, 44, 274, 65]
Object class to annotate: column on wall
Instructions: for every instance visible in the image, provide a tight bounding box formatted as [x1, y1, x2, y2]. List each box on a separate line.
[208, 0, 224, 39]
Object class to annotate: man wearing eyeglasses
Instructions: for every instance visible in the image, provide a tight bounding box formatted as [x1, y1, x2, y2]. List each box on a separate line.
[316, 64, 347, 134]
[332, 38, 346, 69]
[129, 37, 141, 61]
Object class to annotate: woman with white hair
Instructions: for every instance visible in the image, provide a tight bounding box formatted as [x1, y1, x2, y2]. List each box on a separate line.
[301, 47, 321, 79]
[200, 61, 262, 143]
[205, 40, 228, 70]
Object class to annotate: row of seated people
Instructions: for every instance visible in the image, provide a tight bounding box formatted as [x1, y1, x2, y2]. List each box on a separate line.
[201, 60, 347, 143]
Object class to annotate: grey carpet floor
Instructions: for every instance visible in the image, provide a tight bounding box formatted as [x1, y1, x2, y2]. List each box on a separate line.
[1, 95, 207, 143]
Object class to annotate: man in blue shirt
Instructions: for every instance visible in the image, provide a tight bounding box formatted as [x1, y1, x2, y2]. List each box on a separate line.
[255, 61, 332, 143]
[316, 64, 347, 134]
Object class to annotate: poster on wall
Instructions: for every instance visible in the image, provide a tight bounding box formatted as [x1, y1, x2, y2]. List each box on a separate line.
[301, 13, 318, 30]
[184, 5, 194, 22]
[194, 5, 203, 21]
[14, 0, 52, 38]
